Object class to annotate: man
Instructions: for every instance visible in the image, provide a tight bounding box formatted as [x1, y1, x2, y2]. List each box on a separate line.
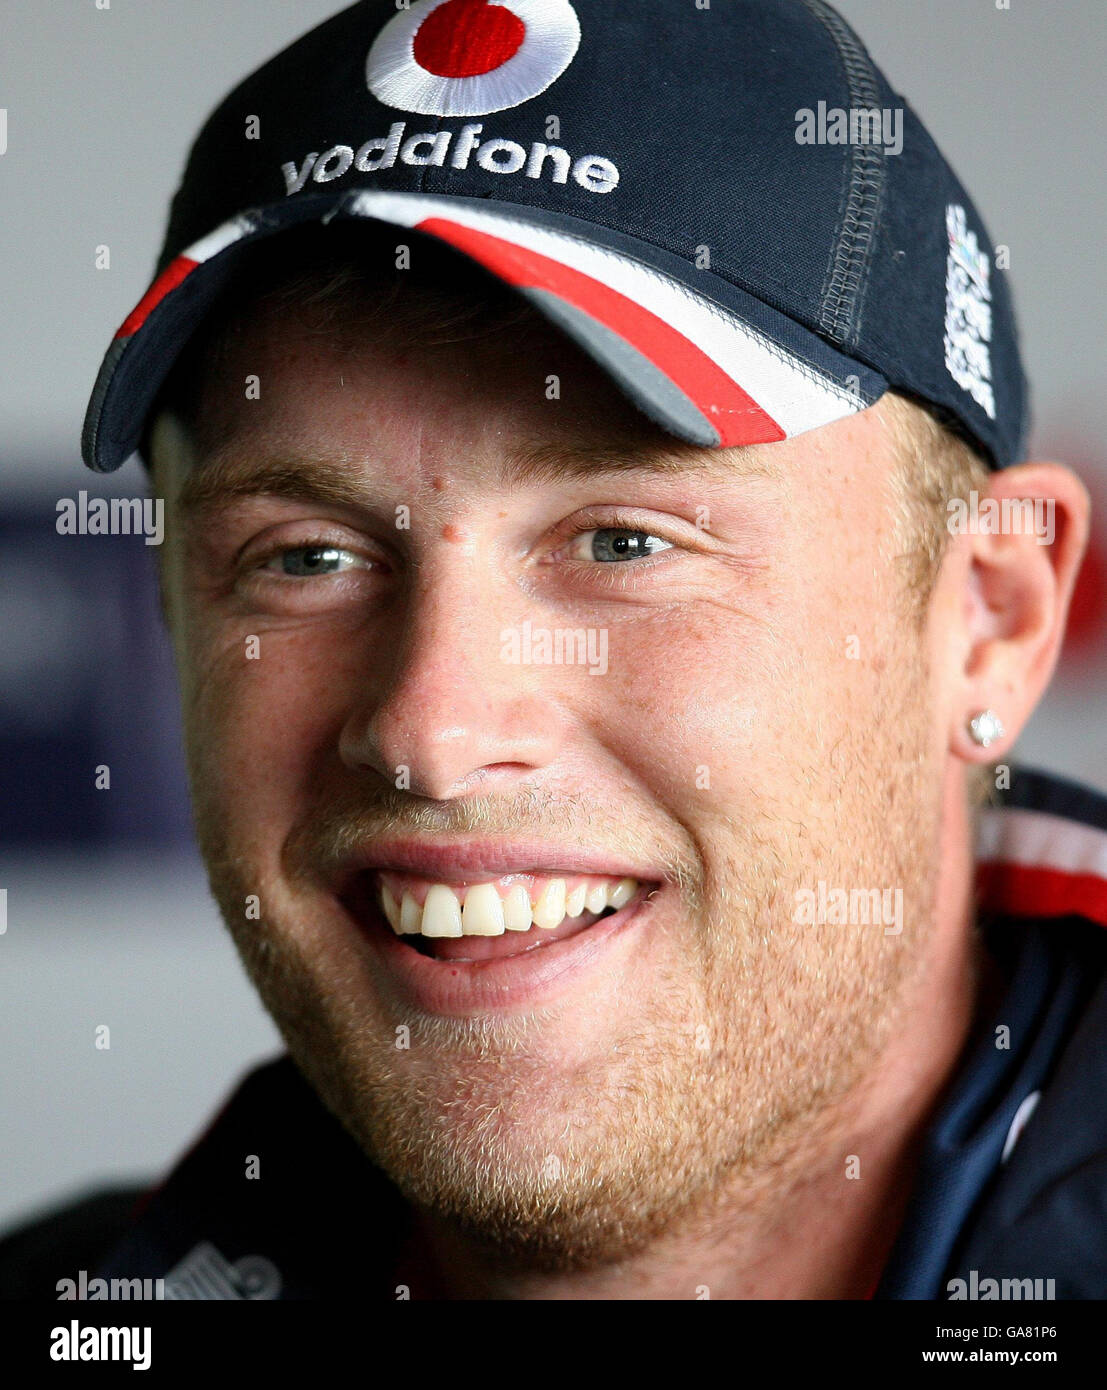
[5, 0, 1107, 1300]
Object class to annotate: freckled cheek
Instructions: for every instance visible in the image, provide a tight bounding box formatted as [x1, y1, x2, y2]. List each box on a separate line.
[178, 624, 360, 829]
[592, 623, 771, 809]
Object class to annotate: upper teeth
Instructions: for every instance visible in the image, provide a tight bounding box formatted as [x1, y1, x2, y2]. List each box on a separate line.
[379, 877, 638, 938]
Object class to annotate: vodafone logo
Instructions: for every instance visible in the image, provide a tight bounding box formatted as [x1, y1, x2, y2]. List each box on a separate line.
[367, 0, 581, 117]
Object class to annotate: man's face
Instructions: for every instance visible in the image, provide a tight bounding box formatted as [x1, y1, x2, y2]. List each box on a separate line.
[153, 280, 950, 1269]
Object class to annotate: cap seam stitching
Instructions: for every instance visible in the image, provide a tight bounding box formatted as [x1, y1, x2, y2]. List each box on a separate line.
[800, 0, 888, 351]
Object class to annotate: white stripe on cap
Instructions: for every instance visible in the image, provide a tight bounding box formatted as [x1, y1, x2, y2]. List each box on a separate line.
[182, 212, 261, 267]
[344, 190, 865, 438]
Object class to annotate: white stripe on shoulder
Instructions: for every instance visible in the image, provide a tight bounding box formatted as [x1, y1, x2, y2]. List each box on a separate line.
[977, 805, 1107, 878]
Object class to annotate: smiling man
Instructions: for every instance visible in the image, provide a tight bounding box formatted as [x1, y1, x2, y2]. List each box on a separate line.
[7, 0, 1107, 1303]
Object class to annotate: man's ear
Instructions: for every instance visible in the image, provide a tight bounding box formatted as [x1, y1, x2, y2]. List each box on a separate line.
[947, 461, 1091, 764]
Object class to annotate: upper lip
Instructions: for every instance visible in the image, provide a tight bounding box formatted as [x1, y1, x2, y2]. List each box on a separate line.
[331, 837, 662, 888]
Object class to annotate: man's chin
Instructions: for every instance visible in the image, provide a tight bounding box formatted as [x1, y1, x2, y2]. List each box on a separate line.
[362, 1107, 705, 1275]
[280, 1021, 716, 1274]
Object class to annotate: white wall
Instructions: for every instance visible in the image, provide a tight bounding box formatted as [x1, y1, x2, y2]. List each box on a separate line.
[0, 853, 281, 1231]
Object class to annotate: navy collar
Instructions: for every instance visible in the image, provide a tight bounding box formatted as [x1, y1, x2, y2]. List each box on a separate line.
[876, 766, 1107, 1298]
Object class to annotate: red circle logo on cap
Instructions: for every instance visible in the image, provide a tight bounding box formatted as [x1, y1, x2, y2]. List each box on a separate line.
[413, 0, 525, 78]
[367, 0, 581, 117]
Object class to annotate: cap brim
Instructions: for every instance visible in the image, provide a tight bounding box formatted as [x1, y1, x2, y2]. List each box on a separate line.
[82, 190, 888, 473]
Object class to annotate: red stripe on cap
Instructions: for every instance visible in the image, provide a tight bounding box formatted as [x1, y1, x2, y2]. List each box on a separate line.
[115, 255, 199, 339]
[977, 862, 1107, 930]
[416, 217, 785, 447]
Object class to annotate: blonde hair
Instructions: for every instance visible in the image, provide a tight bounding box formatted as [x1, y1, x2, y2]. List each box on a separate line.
[882, 391, 999, 809]
[882, 391, 992, 616]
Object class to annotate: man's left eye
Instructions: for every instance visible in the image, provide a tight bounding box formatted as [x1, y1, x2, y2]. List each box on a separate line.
[567, 528, 674, 563]
[270, 545, 361, 577]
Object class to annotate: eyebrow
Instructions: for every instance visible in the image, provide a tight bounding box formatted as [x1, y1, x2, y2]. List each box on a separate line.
[503, 439, 782, 488]
[177, 454, 370, 516]
[175, 436, 781, 515]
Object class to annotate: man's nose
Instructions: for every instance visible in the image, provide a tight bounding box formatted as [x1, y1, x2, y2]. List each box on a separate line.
[338, 564, 565, 801]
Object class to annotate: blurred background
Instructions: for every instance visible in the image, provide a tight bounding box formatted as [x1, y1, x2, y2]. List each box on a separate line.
[1, 0, 1105, 1234]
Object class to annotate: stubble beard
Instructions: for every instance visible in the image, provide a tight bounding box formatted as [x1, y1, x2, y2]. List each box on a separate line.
[192, 660, 941, 1276]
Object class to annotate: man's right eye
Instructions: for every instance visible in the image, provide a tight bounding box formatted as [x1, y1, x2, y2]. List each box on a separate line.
[265, 545, 364, 577]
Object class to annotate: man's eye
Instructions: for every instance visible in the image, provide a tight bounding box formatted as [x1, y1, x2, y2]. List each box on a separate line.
[269, 545, 360, 577]
[567, 528, 674, 563]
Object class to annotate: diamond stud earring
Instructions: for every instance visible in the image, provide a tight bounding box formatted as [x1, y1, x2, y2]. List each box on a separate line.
[969, 710, 1005, 748]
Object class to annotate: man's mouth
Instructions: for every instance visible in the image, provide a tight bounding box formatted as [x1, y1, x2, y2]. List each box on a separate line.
[341, 870, 646, 963]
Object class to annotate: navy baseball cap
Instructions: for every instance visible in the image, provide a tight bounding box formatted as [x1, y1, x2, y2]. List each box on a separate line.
[82, 0, 1027, 474]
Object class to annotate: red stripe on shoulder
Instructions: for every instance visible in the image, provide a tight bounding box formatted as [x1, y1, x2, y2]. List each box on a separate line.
[977, 862, 1107, 930]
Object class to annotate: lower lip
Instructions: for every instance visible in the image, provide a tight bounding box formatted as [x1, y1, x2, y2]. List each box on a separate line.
[348, 889, 655, 1016]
